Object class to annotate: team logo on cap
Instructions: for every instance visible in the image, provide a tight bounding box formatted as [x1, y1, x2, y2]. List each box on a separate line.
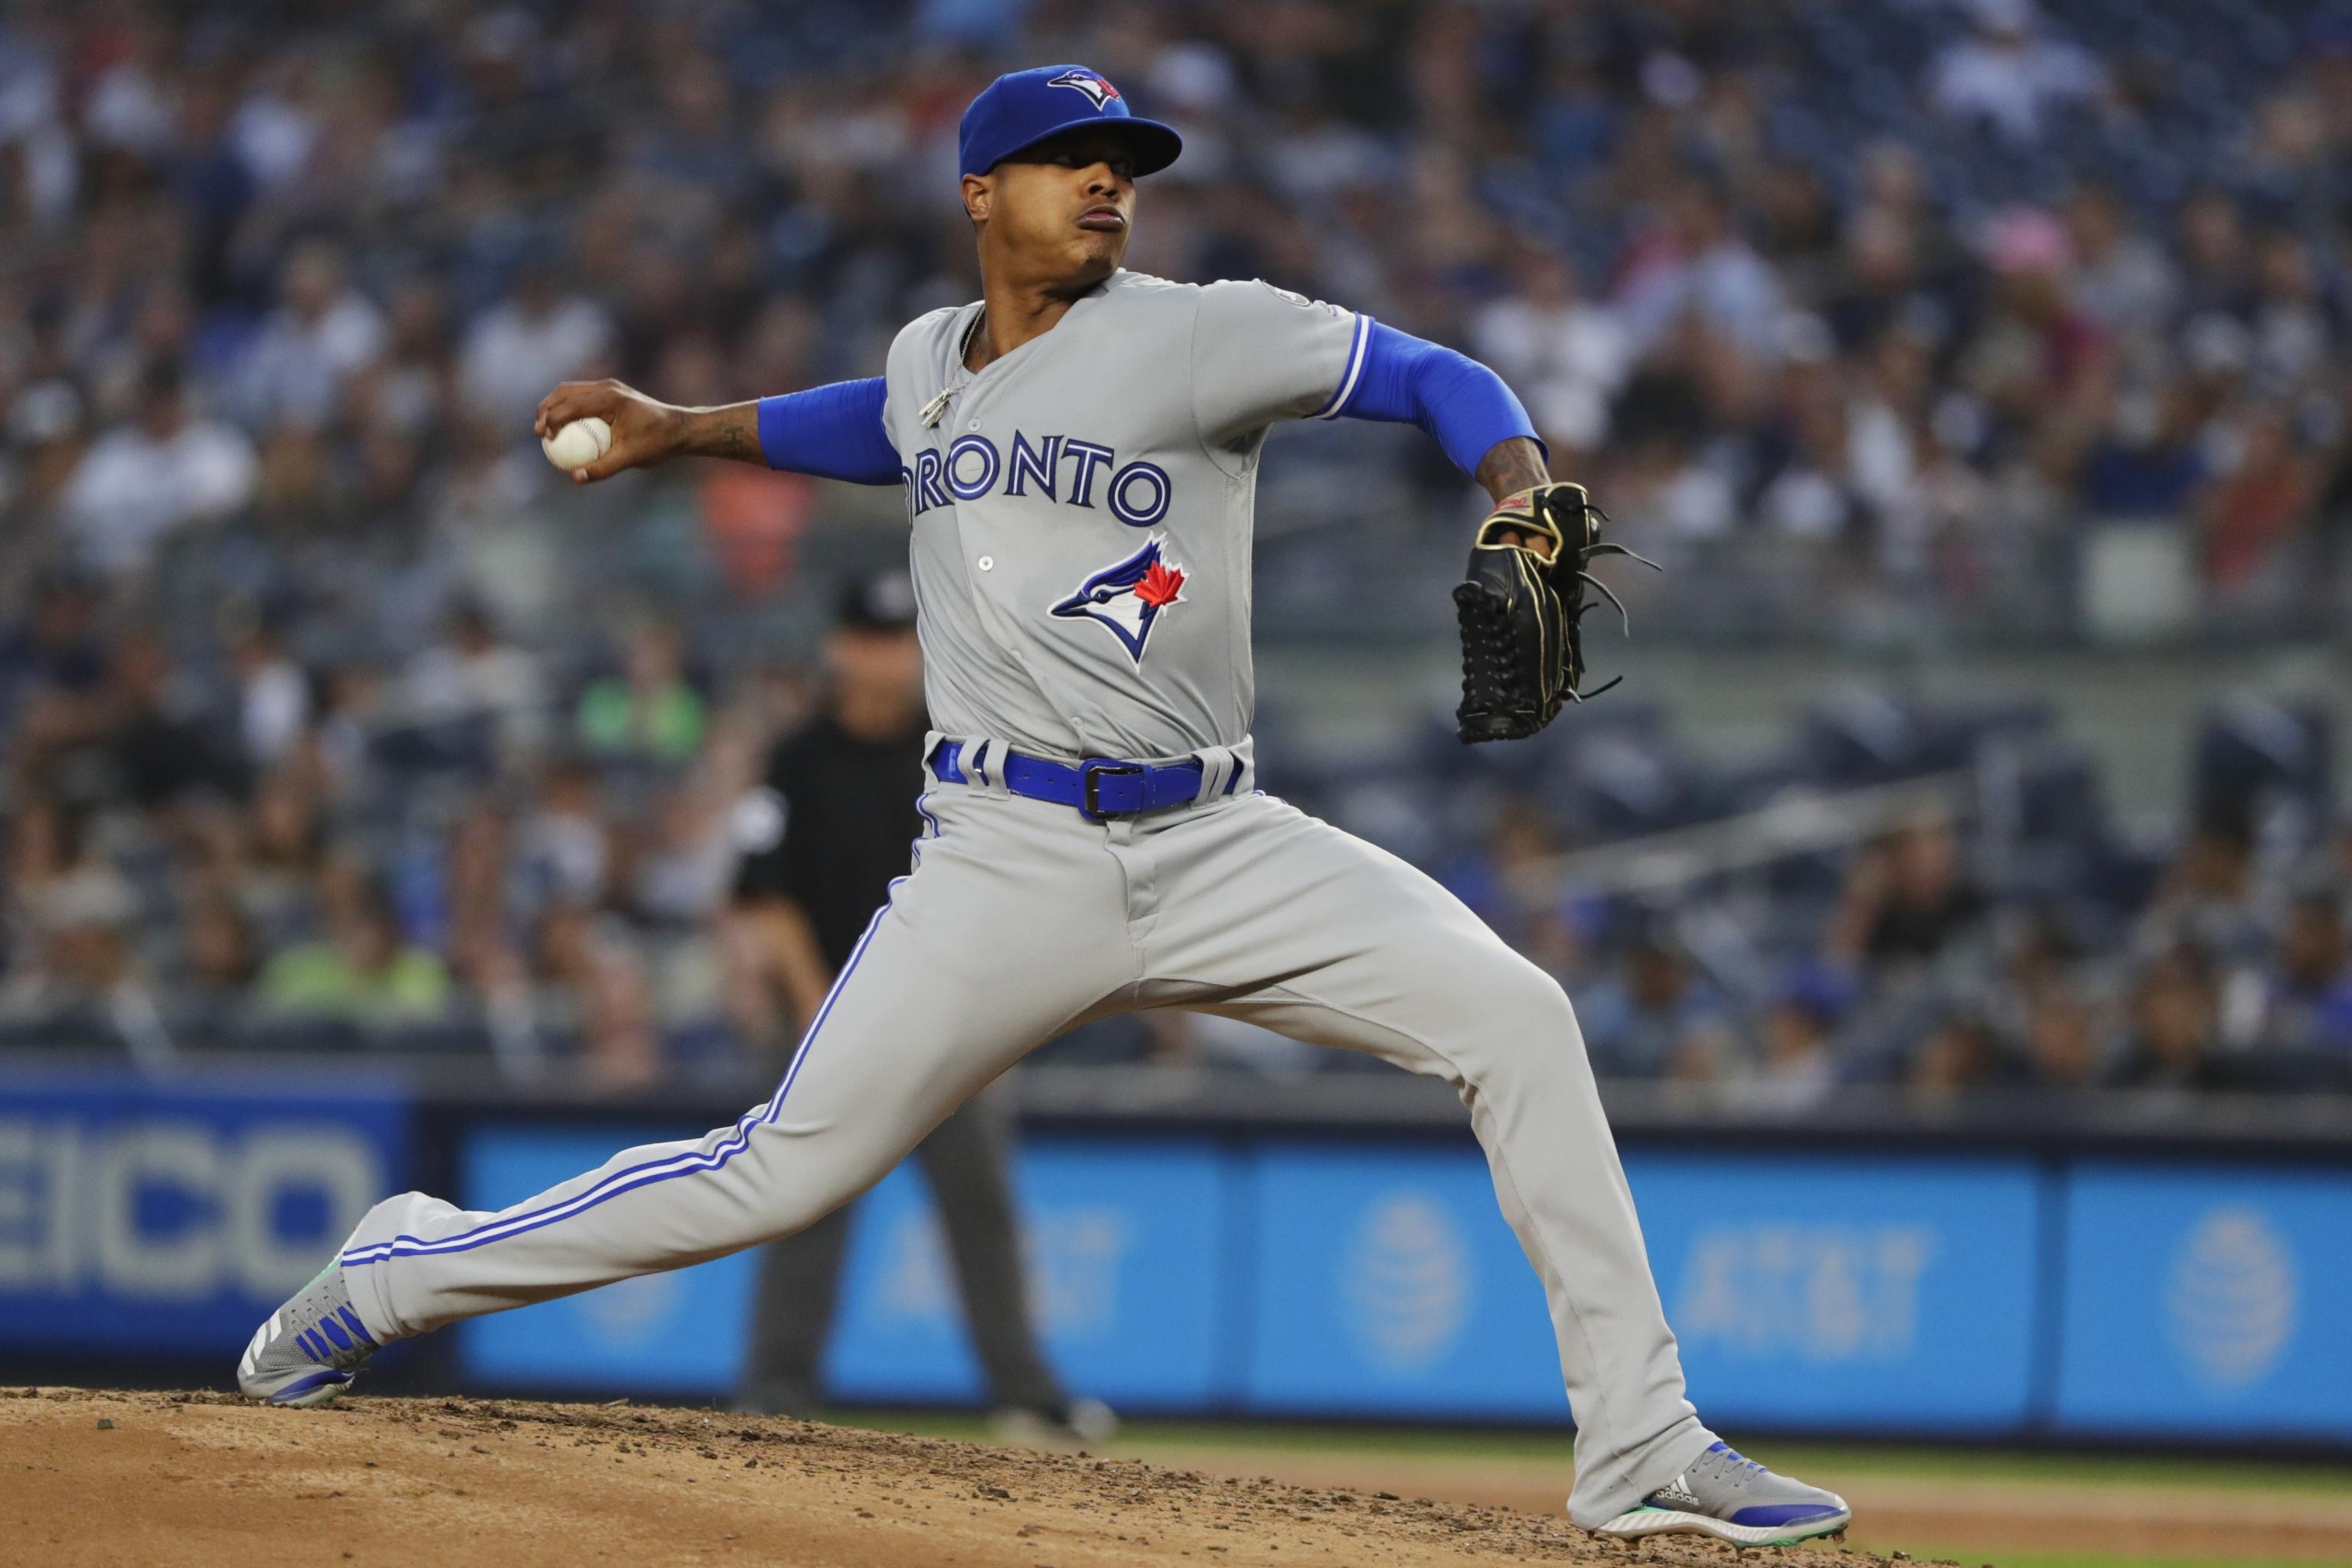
[1047, 69, 1121, 111]
[1050, 535, 1185, 665]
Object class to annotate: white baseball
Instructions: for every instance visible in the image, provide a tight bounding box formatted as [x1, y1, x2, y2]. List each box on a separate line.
[541, 416, 612, 473]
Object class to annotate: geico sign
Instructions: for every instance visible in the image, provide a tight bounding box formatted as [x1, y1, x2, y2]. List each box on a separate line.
[0, 1117, 383, 1300]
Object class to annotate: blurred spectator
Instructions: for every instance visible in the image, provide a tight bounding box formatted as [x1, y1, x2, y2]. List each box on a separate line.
[0, 798, 166, 1060]
[1741, 968, 1847, 1113]
[1576, 927, 1736, 1081]
[2080, 381, 2207, 519]
[1826, 815, 1986, 980]
[1926, 0, 2105, 145]
[400, 600, 547, 763]
[11, 630, 235, 812]
[727, 572, 924, 1051]
[358, 277, 457, 439]
[2109, 946, 2226, 1089]
[102, 631, 240, 809]
[1910, 1009, 2017, 1098]
[629, 766, 743, 931]
[2063, 184, 2177, 342]
[60, 363, 255, 576]
[175, 884, 260, 1046]
[577, 619, 707, 766]
[1616, 182, 1783, 362]
[2174, 188, 2251, 322]
[4, 802, 131, 981]
[234, 767, 329, 950]
[1469, 247, 1629, 459]
[1449, 795, 1593, 986]
[457, 260, 614, 423]
[2199, 403, 2317, 590]
[515, 756, 610, 918]
[0, 568, 106, 728]
[2259, 887, 2352, 1056]
[0, 381, 90, 539]
[223, 604, 310, 771]
[2138, 817, 2267, 965]
[258, 871, 449, 1028]
[0, 0, 2341, 649]
[2021, 984, 2105, 1089]
[0, 0, 2342, 1104]
[233, 239, 387, 432]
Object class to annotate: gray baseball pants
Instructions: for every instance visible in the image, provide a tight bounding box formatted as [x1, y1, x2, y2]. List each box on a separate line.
[338, 750, 1717, 1525]
[739, 1086, 1066, 1417]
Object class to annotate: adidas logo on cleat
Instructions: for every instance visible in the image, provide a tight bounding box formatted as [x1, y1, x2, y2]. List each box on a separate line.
[1647, 1475, 1703, 1509]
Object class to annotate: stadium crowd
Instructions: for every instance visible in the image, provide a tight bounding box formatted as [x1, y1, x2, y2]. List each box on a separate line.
[0, 0, 2348, 1098]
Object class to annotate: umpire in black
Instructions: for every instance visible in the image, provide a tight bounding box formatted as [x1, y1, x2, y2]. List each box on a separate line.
[729, 569, 1109, 1445]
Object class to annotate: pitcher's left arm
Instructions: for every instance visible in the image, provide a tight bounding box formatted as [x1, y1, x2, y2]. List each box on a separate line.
[1328, 321, 1645, 743]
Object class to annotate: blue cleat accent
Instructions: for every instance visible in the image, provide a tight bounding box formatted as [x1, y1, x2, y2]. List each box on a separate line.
[1592, 1442, 1851, 1548]
[237, 1256, 384, 1407]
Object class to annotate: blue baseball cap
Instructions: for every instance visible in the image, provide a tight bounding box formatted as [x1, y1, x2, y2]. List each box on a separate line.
[958, 64, 1182, 181]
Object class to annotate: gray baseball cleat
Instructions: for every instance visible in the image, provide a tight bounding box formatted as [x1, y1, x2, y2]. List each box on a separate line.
[237, 1258, 381, 1406]
[991, 1396, 1120, 1452]
[1591, 1441, 1851, 1547]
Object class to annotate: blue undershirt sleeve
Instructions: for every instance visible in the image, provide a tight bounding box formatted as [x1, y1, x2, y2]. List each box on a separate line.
[1329, 320, 1544, 481]
[754, 377, 900, 485]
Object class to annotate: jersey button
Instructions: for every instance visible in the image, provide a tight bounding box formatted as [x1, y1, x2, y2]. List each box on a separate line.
[977, 555, 995, 572]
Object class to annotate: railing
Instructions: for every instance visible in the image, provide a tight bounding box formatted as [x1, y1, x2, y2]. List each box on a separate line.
[1513, 771, 1974, 902]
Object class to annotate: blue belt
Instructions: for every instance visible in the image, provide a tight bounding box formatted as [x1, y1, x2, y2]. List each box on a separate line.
[930, 740, 1234, 822]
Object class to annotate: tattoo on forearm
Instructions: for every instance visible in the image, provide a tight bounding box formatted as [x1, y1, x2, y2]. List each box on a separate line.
[1476, 437, 1550, 505]
[711, 414, 756, 460]
[686, 404, 763, 463]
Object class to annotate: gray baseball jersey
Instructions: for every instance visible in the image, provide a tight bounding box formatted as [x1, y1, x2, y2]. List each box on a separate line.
[886, 269, 1367, 763]
[315, 268, 1725, 1527]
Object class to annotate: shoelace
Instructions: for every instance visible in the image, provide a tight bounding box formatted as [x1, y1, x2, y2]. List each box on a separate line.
[279, 1268, 377, 1368]
[1696, 1442, 1768, 1489]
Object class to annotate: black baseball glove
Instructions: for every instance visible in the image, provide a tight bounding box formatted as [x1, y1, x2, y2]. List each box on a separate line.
[1451, 481, 1651, 744]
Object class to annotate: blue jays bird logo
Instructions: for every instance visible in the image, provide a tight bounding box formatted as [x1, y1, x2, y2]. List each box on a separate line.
[1047, 69, 1122, 111]
[1050, 536, 1186, 665]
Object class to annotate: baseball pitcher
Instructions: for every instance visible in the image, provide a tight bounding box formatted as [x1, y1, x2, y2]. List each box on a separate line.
[239, 64, 1850, 1548]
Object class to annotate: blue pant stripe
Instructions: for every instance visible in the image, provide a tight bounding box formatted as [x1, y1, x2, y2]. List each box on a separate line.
[341, 880, 905, 1267]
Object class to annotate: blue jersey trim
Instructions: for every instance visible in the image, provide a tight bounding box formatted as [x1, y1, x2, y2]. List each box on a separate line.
[341, 879, 906, 1267]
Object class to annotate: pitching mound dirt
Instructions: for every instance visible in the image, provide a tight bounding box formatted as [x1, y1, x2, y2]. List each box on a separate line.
[1, 1387, 1896, 1567]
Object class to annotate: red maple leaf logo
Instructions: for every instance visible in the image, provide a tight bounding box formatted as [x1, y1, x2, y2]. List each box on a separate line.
[1134, 559, 1185, 608]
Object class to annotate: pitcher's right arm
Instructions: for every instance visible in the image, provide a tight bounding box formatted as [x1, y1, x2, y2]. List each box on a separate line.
[534, 377, 898, 485]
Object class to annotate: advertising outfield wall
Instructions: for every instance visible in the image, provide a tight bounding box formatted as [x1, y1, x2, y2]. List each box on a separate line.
[0, 1070, 407, 1357]
[2, 1068, 2345, 1442]
[453, 1125, 2351, 1442]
